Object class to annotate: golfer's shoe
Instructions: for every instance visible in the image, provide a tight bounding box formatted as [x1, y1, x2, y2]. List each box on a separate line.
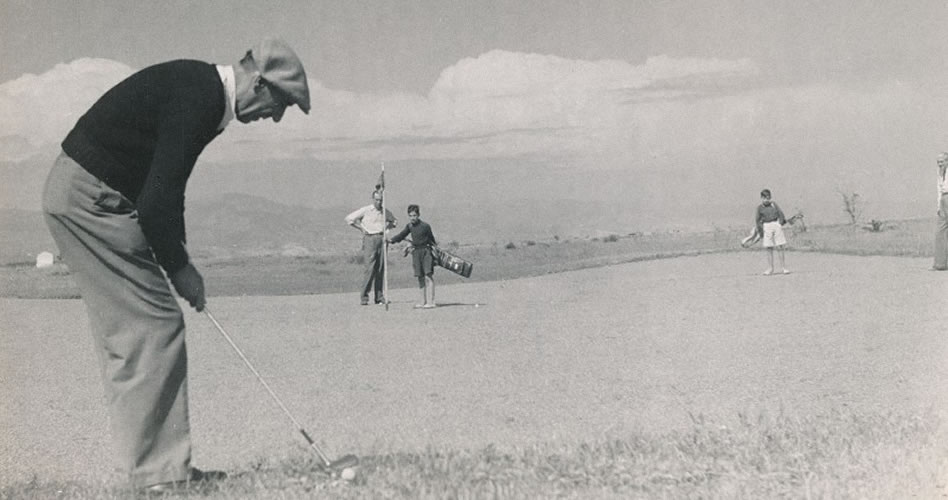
[141, 468, 227, 495]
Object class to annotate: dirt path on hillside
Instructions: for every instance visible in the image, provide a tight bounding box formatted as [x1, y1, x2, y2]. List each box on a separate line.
[1, 253, 945, 485]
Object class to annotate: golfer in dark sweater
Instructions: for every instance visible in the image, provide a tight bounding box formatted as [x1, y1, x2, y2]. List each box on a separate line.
[388, 204, 438, 308]
[42, 38, 310, 494]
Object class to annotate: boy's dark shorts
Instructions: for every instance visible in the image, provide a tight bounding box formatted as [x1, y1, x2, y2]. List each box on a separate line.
[412, 247, 435, 277]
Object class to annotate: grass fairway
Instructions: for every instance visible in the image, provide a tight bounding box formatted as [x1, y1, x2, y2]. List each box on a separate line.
[1, 222, 946, 498]
[0, 218, 936, 299]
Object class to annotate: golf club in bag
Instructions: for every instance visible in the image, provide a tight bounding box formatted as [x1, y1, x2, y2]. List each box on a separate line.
[431, 245, 473, 278]
[204, 308, 358, 474]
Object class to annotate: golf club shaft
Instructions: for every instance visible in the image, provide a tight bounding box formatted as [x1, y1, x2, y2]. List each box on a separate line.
[203, 308, 332, 466]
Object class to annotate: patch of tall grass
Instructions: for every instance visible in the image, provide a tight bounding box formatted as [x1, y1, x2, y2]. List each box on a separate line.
[5, 410, 944, 499]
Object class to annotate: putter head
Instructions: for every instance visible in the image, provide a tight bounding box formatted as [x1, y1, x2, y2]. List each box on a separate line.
[320, 454, 359, 476]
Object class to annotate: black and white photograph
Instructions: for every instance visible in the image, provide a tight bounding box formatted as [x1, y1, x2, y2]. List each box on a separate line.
[1, 1, 946, 497]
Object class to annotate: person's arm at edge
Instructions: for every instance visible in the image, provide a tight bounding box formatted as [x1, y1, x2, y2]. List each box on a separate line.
[137, 99, 218, 311]
[345, 206, 367, 234]
[755, 205, 764, 237]
[388, 224, 410, 244]
[137, 103, 215, 276]
[775, 202, 787, 225]
[939, 167, 948, 213]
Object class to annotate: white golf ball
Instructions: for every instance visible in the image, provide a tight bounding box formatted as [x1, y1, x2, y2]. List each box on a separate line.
[474, 303, 479, 308]
[341, 467, 356, 481]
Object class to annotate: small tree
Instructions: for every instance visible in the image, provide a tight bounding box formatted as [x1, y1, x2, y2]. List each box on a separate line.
[837, 190, 861, 225]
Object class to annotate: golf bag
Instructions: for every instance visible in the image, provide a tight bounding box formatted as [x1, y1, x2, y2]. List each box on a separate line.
[741, 226, 761, 247]
[431, 245, 474, 278]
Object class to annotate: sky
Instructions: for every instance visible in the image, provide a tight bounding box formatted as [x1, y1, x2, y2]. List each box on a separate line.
[1, 0, 946, 226]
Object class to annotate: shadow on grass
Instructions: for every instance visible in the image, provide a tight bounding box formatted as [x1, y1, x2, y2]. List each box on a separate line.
[429, 302, 484, 308]
[376, 300, 485, 309]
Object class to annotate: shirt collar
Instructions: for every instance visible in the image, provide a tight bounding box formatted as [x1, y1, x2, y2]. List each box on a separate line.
[215, 65, 237, 131]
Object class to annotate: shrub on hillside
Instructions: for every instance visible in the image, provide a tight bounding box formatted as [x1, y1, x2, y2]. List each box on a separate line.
[865, 219, 886, 232]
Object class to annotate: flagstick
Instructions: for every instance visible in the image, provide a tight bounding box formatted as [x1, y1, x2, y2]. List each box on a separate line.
[380, 162, 389, 311]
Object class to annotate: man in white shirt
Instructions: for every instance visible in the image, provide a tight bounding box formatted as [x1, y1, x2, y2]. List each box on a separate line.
[345, 191, 397, 304]
[934, 152, 948, 271]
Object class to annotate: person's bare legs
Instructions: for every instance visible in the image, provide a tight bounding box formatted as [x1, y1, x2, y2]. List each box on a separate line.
[934, 198, 948, 270]
[778, 245, 788, 273]
[415, 276, 426, 308]
[764, 247, 774, 275]
[425, 276, 435, 306]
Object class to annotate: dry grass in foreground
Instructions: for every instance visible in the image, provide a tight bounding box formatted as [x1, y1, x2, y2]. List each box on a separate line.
[5, 410, 946, 499]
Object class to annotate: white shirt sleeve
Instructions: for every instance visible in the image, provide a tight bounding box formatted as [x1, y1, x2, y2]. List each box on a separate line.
[939, 170, 948, 208]
[345, 206, 366, 226]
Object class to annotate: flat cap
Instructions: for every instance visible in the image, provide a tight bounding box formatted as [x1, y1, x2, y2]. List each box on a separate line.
[250, 37, 310, 114]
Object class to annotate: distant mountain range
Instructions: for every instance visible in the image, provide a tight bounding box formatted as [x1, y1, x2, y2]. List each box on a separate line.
[4, 155, 936, 260]
[0, 192, 651, 265]
[187, 194, 350, 256]
[0, 194, 354, 264]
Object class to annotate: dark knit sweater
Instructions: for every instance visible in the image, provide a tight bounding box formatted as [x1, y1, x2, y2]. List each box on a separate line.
[755, 201, 786, 235]
[62, 60, 225, 274]
[390, 220, 437, 248]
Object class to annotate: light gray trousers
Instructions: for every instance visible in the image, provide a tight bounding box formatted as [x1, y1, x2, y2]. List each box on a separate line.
[42, 151, 191, 487]
[936, 194, 948, 270]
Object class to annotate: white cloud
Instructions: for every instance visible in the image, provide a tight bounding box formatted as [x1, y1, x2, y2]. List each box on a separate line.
[0, 58, 133, 162]
[204, 82, 432, 162]
[2, 51, 944, 223]
[2, 51, 943, 218]
[209, 50, 760, 161]
[0, 51, 763, 163]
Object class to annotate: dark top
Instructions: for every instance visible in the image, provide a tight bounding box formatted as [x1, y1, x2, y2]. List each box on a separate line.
[755, 201, 786, 235]
[61, 60, 225, 274]
[390, 220, 437, 248]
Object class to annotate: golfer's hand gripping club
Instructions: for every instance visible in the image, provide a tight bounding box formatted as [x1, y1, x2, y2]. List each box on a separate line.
[171, 263, 206, 311]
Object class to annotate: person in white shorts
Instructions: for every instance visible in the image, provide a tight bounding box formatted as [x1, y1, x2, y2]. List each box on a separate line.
[933, 152, 948, 271]
[755, 188, 789, 275]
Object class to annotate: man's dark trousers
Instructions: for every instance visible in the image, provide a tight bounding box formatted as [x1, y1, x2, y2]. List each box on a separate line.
[360, 233, 384, 303]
